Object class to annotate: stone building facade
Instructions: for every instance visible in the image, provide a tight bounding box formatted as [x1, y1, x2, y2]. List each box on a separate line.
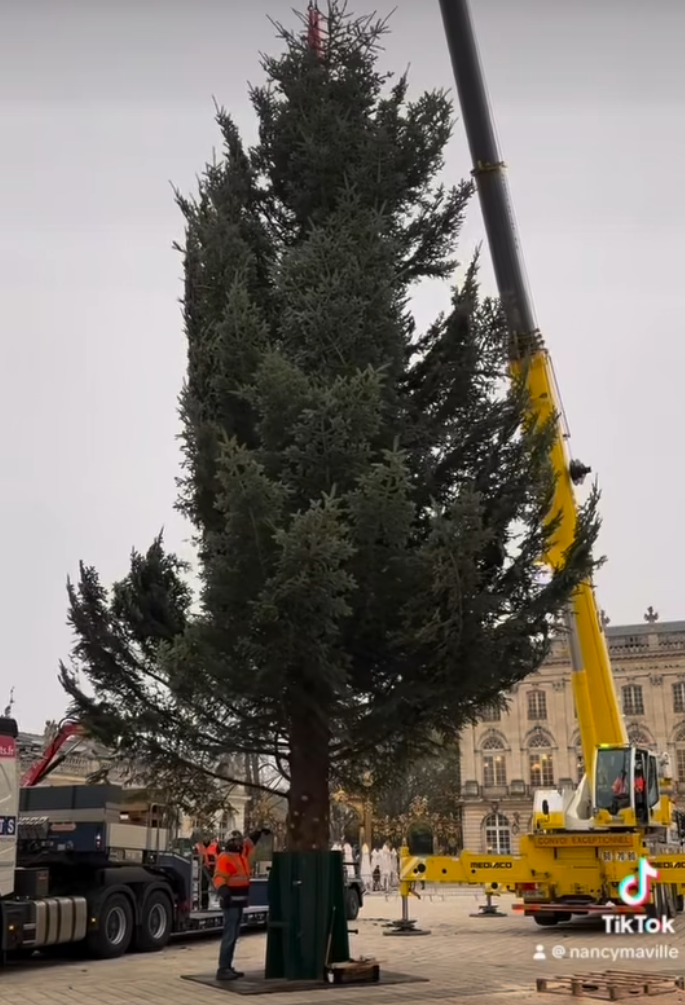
[459, 615, 685, 855]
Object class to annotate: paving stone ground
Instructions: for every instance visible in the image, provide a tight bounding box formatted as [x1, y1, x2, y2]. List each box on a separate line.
[2, 887, 685, 1004]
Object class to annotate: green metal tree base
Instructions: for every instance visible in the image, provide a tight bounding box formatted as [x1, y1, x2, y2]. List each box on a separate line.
[265, 850, 350, 980]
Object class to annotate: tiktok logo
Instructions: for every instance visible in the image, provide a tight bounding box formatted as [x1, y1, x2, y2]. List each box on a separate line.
[618, 858, 659, 907]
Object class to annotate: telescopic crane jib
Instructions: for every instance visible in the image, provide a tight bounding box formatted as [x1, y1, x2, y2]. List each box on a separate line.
[439, 0, 625, 780]
[393, 0, 685, 930]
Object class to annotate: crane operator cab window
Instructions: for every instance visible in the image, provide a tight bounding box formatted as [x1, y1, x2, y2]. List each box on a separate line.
[594, 746, 660, 823]
[595, 747, 632, 816]
[633, 749, 661, 824]
[633, 752, 648, 825]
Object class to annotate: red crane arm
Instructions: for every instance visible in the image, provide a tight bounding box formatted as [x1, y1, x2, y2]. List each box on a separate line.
[21, 720, 84, 787]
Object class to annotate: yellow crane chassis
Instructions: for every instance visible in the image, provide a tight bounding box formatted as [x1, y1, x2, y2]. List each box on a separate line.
[399, 836, 685, 918]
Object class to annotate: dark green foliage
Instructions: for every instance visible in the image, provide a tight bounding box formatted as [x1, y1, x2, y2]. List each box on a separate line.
[58, 538, 266, 813]
[60, 3, 600, 847]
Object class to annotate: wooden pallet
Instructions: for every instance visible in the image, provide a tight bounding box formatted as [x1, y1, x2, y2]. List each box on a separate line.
[536, 969, 685, 1000]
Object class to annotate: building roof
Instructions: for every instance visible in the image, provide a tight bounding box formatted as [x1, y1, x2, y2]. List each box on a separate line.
[605, 620, 685, 637]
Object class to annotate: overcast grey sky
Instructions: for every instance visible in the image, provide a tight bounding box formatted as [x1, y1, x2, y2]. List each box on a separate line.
[2, 0, 683, 732]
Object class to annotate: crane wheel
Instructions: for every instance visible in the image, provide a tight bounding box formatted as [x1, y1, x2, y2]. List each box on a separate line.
[647, 885, 674, 920]
[533, 914, 559, 927]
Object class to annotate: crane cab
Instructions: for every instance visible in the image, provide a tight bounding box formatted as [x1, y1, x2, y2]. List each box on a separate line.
[593, 745, 666, 829]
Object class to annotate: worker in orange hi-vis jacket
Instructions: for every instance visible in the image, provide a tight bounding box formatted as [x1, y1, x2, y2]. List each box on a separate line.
[213, 828, 271, 981]
[205, 837, 220, 869]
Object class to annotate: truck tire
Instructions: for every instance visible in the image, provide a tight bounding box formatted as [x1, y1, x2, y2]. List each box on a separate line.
[87, 893, 134, 959]
[533, 914, 559, 926]
[345, 887, 360, 921]
[135, 890, 173, 952]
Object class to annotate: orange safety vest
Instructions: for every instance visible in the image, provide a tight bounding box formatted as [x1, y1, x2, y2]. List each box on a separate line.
[214, 844, 253, 904]
[195, 842, 218, 870]
[635, 777, 645, 794]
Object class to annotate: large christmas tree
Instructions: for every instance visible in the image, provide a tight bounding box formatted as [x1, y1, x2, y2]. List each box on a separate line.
[61, 2, 599, 856]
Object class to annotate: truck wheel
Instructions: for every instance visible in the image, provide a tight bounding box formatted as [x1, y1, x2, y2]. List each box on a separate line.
[135, 890, 173, 952]
[345, 888, 360, 921]
[87, 893, 134, 959]
[533, 914, 559, 926]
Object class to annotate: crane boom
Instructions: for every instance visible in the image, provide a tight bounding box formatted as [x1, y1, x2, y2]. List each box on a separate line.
[437, 0, 627, 768]
[20, 719, 84, 788]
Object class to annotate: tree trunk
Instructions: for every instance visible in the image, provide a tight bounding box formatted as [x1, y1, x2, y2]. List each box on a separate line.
[286, 703, 330, 851]
[250, 752, 261, 786]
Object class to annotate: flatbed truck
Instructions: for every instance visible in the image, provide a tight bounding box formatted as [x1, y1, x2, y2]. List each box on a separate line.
[0, 716, 268, 960]
[0, 715, 364, 963]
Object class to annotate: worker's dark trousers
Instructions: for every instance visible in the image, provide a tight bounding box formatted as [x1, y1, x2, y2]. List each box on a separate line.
[218, 905, 244, 971]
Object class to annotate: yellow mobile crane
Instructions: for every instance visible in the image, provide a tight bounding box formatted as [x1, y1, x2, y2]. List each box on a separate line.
[396, 0, 685, 931]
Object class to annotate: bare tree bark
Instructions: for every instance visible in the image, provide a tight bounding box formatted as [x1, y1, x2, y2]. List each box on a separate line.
[286, 703, 330, 851]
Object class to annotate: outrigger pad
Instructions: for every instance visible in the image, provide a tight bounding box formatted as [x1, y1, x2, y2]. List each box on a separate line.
[382, 919, 431, 936]
[181, 971, 428, 994]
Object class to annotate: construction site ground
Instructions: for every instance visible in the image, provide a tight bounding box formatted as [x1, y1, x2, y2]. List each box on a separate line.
[3, 887, 685, 1005]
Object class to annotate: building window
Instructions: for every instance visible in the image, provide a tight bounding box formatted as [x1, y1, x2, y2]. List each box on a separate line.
[674, 683, 685, 714]
[673, 727, 685, 782]
[529, 733, 554, 787]
[483, 812, 511, 854]
[527, 690, 547, 720]
[622, 685, 644, 716]
[529, 752, 554, 787]
[480, 705, 501, 722]
[483, 755, 507, 787]
[573, 739, 584, 782]
[481, 734, 507, 787]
